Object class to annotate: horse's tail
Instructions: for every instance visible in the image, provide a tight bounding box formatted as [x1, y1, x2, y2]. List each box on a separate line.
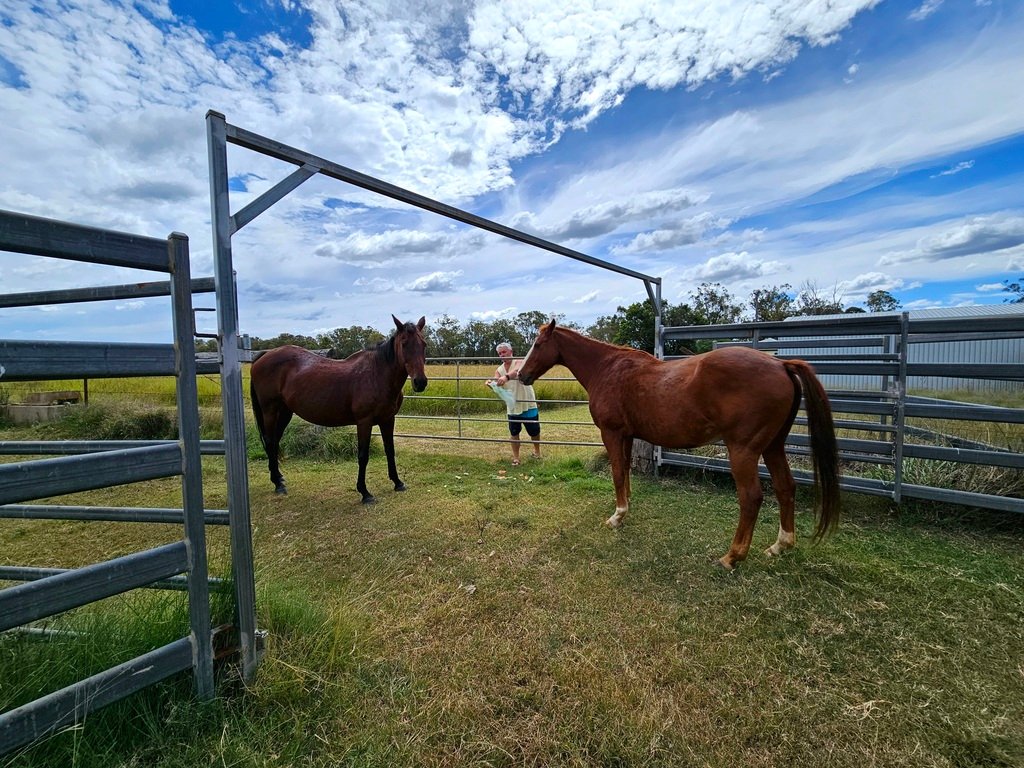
[250, 375, 269, 453]
[784, 359, 841, 541]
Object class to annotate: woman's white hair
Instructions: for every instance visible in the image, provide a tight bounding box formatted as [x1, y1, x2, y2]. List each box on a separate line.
[496, 342, 513, 352]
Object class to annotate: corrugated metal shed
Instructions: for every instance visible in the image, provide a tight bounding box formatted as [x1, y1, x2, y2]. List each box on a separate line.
[783, 304, 1024, 393]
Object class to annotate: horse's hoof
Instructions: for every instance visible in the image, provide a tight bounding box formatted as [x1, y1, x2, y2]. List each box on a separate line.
[361, 495, 376, 505]
[274, 486, 288, 495]
[394, 482, 407, 492]
[713, 556, 737, 572]
[605, 517, 623, 529]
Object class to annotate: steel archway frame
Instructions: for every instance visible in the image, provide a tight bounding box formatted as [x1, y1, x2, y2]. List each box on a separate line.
[205, 111, 664, 680]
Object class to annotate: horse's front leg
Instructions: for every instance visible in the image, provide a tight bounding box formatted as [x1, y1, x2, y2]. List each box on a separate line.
[378, 416, 406, 492]
[601, 429, 632, 528]
[355, 420, 375, 504]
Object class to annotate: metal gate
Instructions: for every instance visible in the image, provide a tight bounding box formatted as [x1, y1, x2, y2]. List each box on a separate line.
[0, 210, 247, 753]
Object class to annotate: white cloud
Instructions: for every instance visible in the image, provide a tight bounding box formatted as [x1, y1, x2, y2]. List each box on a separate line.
[405, 270, 465, 292]
[681, 252, 782, 282]
[931, 160, 974, 178]
[975, 282, 1005, 293]
[0, 0, 1021, 342]
[909, 0, 944, 22]
[879, 214, 1024, 265]
[471, 307, 516, 320]
[352, 277, 398, 293]
[573, 290, 599, 304]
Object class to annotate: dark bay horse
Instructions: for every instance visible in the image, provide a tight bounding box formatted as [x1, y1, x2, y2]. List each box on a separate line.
[250, 315, 427, 503]
[517, 321, 840, 570]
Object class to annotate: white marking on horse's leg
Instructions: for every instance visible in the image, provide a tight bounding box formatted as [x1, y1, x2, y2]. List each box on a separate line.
[765, 526, 796, 557]
[606, 505, 628, 528]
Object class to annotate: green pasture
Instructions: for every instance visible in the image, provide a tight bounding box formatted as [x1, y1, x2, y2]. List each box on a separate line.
[1, 371, 1023, 766]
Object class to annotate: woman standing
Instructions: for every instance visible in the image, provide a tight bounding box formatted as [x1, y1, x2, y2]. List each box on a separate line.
[490, 341, 541, 465]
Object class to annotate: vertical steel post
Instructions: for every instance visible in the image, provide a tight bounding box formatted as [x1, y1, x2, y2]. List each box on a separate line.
[168, 233, 214, 698]
[893, 312, 910, 503]
[206, 110, 258, 682]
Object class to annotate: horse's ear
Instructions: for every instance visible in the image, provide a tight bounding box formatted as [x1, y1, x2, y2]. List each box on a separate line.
[392, 314, 403, 331]
[549, 317, 557, 330]
[417, 316, 426, 331]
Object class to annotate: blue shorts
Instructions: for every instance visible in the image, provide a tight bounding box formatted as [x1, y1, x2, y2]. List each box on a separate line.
[508, 408, 540, 437]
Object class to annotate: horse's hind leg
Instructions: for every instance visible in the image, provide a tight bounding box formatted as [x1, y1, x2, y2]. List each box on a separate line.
[267, 408, 293, 494]
[762, 441, 797, 558]
[378, 417, 406, 492]
[721, 448, 765, 570]
[355, 420, 375, 504]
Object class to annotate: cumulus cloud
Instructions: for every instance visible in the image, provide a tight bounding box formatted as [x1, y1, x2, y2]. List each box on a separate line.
[573, 290, 599, 304]
[466, 0, 880, 128]
[975, 282, 1005, 293]
[681, 252, 782, 282]
[514, 187, 708, 241]
[879, 214, 1024, 265]
[314, 230, 456, 266]
[471, 307, 516, 320]
[612, 212, 729, 254]
[405, 270, 465, 292]
[352, 277, 397, 293]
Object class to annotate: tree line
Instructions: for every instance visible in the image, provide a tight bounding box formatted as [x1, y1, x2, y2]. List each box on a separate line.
[194, 278, 1021, 359]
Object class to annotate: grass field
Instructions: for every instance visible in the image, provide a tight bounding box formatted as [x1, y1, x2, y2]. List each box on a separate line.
[2, 440, 1023, 766]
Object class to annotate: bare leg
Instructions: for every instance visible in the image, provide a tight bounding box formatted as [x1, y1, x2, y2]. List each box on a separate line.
[510, 434, 521, 464]
[356, 421, 375, 504]
[530, 434, 541, 458]
[379, 417, 406, 492]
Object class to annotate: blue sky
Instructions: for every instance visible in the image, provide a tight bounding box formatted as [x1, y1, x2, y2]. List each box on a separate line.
[0, 0, 1022, 343]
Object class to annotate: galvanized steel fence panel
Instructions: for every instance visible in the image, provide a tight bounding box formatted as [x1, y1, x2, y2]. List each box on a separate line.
[0, 209, 227, 755]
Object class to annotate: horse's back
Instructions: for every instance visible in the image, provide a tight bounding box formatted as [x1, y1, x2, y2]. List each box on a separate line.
[596, 345, 797, 446]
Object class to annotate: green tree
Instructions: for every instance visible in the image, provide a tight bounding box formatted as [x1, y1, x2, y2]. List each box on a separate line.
[613, 301, 659, 353]
[316, 325, 386, 358]
[1004, 278, 1024, 303]
[747, 284, 793, 321]
[794, 281, 844, 316]
[586, 312, 622, 343]
[865, 289, 901, 312]
[689, 282, 745, 324]
[424, 314, 464, 358]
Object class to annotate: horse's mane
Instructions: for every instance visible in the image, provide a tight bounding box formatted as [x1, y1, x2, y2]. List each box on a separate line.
[374, 322, 418, 364]
[554, 325, 659, 361]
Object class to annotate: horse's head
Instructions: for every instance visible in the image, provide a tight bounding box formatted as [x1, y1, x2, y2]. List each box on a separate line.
[517, 318, 560, 386]
[393, 315, 428, 392]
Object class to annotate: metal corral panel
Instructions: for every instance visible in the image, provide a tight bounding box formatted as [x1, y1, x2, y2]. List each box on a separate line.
[778, 307, 1024, 392]
[0, 339, 178, 380]
[0, 209, 169, 271]
[0, 441, 183, 505]
[0, 637, 194, 754]
[0, 542, 188, 632]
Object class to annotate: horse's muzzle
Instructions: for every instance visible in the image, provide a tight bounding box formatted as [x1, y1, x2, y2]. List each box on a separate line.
[412, 376, 428, 393]
[519, 373, 534, 385]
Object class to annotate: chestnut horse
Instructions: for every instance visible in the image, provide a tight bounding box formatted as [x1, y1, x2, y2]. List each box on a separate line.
[250, 315, 427, 503]
[517, 321, 840, 569]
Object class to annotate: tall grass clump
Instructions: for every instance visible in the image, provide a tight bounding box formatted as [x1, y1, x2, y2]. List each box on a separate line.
[0, 592, 202, 767]
[246, 420, 371, 462]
